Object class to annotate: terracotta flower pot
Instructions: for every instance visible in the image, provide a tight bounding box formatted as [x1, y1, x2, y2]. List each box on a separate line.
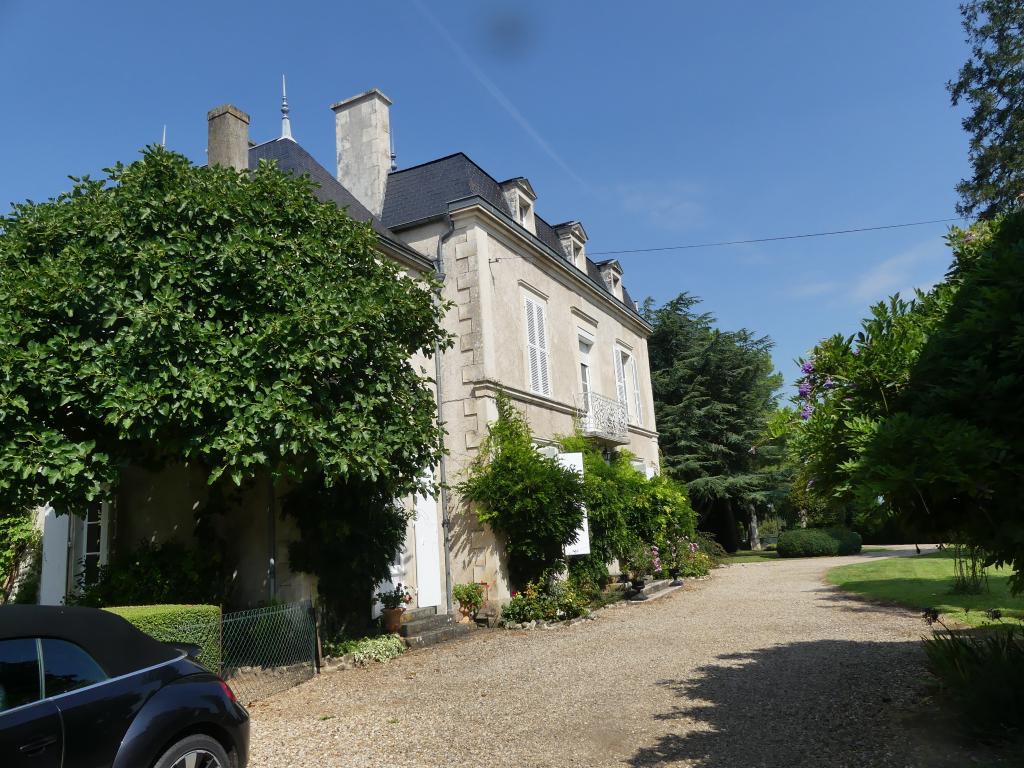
[382, 607, 405, 634]
[458, 606, 474, 624]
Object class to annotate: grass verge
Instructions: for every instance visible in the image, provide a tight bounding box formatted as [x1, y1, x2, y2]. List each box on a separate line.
[723, 550, 780, 563]
[827, 551, 1024, 627]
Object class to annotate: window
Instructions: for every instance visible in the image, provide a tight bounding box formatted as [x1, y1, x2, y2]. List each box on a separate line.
[82, 503, 102, 584]
[614, 348, 643, 426]
[519, 199, 532, 225]
[578, 337, 593, 412]
[0, 638, 41, 712]
[524, 296, 551, 396]
[614, 349, 628, 406]
[40, 639, 107, 697]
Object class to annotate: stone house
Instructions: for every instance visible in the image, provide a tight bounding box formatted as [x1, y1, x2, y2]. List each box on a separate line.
[334, 89, 661, 601]
[35, 87, 659, 613]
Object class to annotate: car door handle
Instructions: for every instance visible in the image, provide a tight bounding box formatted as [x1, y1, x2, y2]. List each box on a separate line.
[19, 735, 58, 756]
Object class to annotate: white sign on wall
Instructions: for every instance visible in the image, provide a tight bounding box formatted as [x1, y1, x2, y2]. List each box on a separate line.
[557, 451, 591, 557]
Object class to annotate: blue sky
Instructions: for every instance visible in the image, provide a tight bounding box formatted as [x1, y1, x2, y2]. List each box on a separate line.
[0, 1, 970, 390]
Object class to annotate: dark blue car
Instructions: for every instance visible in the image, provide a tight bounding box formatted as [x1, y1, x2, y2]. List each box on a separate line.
[0, 605, 249, 768]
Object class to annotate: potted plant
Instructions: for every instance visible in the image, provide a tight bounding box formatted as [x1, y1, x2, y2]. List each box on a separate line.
[452, 582, 485, 624]
[666, 537, 688, 586]
[377, 583, 413, 634]
[623, 540, 654, 601]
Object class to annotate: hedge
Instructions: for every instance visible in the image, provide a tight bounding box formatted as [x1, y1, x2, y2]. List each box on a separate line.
[777, 528, 862, 558]
[827, 528, 862, 556]
[106, 604, 221, 672]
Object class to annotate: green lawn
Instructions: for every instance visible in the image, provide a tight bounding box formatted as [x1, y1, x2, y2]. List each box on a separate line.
[827, 551, 1024, 627]
[722, 549, 781, 563]
[723, 546, 894, 564]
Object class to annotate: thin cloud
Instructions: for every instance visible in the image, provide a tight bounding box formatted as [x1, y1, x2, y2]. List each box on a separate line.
[411, 0, 590, 193]
[851, 238, 950, 303]
[789, 280, 839, 298]
[616, 181, 705, 231]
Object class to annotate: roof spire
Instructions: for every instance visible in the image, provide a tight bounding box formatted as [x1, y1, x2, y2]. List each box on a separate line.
[280, 74, 294, 141]
[390, 132, 397, 172]
[160, 124, 167, 147]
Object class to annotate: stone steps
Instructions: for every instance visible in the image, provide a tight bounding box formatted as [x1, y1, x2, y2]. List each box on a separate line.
[403, 605, 439, 622]
[627, 578, 682, 602]
[404, 622, 473, 649]
[399, 605, 475, 648]
[399, 612, 453, 635]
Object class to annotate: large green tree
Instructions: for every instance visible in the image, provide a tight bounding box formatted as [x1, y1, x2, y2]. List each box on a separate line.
[0, 147, 448, 614]
[643, 293, 784, 551]
[792, 216, 1024, 590]
[950, 0, 1024, 218]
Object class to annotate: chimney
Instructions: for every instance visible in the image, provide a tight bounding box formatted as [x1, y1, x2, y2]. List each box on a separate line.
[207, 104, 250, 171]
[330, 89, 393, 217]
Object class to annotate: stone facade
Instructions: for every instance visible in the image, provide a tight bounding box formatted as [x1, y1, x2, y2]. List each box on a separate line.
[397, 205, 659, 602]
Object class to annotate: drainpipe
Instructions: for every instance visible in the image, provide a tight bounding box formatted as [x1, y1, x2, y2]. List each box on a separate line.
[435, 212, 456, 615]
[268, 472, 277, 602]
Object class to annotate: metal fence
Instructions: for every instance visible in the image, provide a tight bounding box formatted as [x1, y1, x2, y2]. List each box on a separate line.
[177, 600, 319, 705]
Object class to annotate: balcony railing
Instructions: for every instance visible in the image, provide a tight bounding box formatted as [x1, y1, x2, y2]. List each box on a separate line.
[575, 391, 629, 444]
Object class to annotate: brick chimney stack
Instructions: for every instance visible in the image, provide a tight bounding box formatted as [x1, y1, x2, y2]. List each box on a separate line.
[207, 104, 250, 171]
[331, 89, 393, 217]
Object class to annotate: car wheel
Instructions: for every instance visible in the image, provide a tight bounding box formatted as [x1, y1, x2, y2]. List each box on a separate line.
[152, 734, 231, 768]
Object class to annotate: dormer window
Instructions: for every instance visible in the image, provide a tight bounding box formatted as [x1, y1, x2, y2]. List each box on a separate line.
[505, 191, 519, 221]
[597, 259, 624, 301]
[500, 177, 537, 235]
[518, 198, 532, 227]
[554, 221, 588, 271]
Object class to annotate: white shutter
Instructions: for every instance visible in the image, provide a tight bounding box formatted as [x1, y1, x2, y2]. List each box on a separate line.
[614, 349, 627, 405]
[525, 298, 541, 392]
[630, 357, 643, 426]
[535, 302, 550, 395]
[525, 298, 551, 396]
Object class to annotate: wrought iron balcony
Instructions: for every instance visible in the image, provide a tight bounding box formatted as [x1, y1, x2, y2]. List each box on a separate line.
[575, 391, 629, 444]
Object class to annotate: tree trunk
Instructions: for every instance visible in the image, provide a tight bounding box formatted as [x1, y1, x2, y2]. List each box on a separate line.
[748, 505, 761, 551]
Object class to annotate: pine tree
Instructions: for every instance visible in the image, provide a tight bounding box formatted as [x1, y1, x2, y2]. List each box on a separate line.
[949, 0, 1024, 218]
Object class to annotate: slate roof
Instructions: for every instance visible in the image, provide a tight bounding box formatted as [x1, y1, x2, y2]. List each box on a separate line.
[383, 153, 637, 312]
[382, 153, 506, 229]
[249, 139, 392, 237]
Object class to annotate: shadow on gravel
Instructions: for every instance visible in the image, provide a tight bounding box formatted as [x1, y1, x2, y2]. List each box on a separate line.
[627, 639, 980, 768]
[816, 587, 924, 619]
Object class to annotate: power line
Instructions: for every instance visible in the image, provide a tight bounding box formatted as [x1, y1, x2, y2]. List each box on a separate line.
[587, 217, 966, 256]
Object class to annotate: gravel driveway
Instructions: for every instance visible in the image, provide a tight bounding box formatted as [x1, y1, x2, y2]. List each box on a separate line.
[248, 545, 986, 767]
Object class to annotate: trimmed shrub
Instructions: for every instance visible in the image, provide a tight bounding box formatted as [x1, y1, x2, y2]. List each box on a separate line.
[777, 529, 839, 557]
[827, 528, 862, 556]
[777, 528, 862, 557]
[106, 604, 221, 672]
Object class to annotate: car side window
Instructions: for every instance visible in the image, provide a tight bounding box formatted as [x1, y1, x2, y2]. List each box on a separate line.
[40, 638, 108, 697]
[0, 638, 41, 712]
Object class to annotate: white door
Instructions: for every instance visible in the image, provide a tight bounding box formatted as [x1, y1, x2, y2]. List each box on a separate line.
[558, 452, 591, 557]
[39, 505, 69, 605]
[414, 489, 443, 608]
